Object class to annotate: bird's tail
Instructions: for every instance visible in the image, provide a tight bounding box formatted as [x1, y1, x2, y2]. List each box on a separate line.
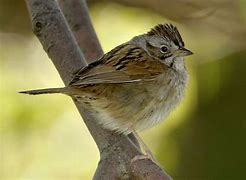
[19, 87, 65, 95]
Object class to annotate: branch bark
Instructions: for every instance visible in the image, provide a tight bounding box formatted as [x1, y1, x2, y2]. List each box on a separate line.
[58, 0, 103, 62]
[24, 0, 171, 179]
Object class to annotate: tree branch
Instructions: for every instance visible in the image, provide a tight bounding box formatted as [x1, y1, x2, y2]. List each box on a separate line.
[24, 0, 171, 179]
[58, 0, 103, 62]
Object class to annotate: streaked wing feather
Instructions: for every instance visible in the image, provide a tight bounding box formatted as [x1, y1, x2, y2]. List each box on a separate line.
[69, 43, 166, 86]
[72, 71, 139, 85]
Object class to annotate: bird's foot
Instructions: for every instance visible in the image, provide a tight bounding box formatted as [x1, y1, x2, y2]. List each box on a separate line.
[131, 153, 157, 164]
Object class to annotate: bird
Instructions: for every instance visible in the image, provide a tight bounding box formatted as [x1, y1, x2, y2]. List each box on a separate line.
[20, 23, 193, 160]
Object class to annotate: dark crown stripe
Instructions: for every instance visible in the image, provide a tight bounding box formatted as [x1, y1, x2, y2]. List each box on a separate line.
[147, 24, 185, 47]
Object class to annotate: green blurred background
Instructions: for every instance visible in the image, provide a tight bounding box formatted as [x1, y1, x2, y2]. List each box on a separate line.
[1, 0, 246, 179]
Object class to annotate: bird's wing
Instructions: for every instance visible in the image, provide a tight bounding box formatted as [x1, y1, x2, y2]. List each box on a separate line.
[69, 43, 167, 86]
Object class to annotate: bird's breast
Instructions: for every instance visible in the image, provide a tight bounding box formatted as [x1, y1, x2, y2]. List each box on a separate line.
[136, 70, 188, 131]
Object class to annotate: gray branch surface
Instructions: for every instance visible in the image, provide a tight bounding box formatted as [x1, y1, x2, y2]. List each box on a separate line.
[24, 0, 172, 179]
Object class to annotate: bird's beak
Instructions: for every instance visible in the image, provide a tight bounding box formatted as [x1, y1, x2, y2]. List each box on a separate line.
[174, 47, 193, 57]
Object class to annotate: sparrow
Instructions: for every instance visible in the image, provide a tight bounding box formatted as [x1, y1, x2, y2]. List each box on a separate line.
[20, 24, 193, 136]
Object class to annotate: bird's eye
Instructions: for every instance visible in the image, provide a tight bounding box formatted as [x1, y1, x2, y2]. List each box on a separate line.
[160, 45, 168, 53]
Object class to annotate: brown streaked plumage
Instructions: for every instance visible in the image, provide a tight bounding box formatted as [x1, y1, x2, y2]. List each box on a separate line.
[70, 43, 167, 86]
[147, 24, 185, 48]
[20, 23, 193, 135]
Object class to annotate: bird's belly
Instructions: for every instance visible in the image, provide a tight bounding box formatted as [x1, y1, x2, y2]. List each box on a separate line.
[79, 73, 187, 135]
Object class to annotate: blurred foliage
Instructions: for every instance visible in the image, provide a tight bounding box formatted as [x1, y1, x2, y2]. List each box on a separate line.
[1, 0, 246, 180]
[0, 0, 30, 35]
[91, 0, 246, 50]
[157, 51, 246, 178]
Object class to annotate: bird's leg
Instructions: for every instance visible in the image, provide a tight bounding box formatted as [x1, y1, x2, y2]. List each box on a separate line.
[131, 130, 157, 162]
